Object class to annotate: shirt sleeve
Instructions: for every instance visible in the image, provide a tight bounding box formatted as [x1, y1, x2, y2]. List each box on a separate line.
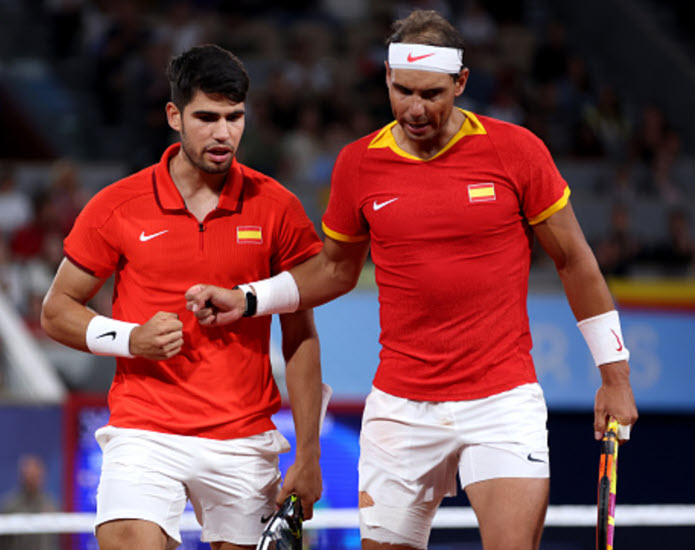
[63, 188, 123, 278]
[321, 144, 370, 242]
[271, 192, 323, 274]
[501, 127, 570, 225]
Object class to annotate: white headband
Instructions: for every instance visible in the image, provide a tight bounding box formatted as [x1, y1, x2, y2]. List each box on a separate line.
[388, 43, 462, 74]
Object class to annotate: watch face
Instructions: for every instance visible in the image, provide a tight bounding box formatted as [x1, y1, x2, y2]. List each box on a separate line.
[244, 290, 258, 317]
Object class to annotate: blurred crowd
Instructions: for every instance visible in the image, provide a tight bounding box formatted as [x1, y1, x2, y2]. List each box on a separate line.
[0, 0, 693, 361]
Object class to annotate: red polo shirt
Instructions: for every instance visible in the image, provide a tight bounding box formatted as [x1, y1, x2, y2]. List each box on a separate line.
[323, 110, 569, 401]
[65, 144, 322, 439]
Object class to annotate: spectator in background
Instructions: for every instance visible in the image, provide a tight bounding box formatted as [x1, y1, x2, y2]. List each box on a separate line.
[90, 0, 151, 127]
[593, 204, 643, 277]
[47, 159, 89, 236]
[0, 167, 32, 239]
[582, 85, 632, 160]
[649, 208, 694, 276]
[0, 454, 59, 550]
[279, 103, 324, 187]
[155, 0, 208, 56]
[602, 163, 639, 203]
[456, 0, 497, 51]
[0, 238, 24, 312]
[531, 20, 570, 85]
[649, 128, 684, 204]
[46, 0, 85, 61]
[485, 65, 525, 125]
[10, 194, 61, 261]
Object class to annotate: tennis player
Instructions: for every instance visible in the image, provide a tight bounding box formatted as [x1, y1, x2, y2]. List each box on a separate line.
[185, 11, 638, 550]
[41, 44, 324, 550]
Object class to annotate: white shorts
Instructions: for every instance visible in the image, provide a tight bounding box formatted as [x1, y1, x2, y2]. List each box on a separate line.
[358, 383, 549, 546]
[94, 426, 290, 548]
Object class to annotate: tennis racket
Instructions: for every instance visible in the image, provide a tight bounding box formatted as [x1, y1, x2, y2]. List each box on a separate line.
[257, 494, 303, 550]
[596, 417, 619, 550]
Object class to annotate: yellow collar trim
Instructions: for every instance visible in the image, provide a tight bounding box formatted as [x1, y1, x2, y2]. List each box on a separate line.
[367, 109, 487, 161]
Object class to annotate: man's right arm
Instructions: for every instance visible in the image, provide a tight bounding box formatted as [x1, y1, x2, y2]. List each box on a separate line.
[42, 258, 184, 359]
[293, 236, 370, 308]
[185, 236, 370, 325]
[41, 258, 109, 351]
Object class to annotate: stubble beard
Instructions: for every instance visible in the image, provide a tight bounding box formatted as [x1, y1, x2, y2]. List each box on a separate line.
[180, 131, 234, 175]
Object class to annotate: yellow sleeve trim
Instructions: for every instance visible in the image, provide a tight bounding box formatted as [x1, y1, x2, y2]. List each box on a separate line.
[527, 186, 571, 225]
[322, 222, 370, 243]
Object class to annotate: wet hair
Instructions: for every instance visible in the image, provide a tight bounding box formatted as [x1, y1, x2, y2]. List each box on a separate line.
[166, 44, 249, 110]
[386, 9, 466, 73]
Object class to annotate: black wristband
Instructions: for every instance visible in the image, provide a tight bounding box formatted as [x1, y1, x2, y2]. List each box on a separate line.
[235, 285, 258, 317]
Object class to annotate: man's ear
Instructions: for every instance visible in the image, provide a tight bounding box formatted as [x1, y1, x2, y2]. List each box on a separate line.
[454, 68, 470, 97]
[166, 102, 181, 132]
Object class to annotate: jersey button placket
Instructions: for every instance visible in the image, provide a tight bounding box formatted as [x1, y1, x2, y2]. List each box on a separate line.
[198, 222, 205, 252]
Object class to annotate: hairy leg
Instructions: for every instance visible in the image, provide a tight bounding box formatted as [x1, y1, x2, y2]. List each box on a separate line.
[465, 477, 549, 550]
[96, 519, 168, 550]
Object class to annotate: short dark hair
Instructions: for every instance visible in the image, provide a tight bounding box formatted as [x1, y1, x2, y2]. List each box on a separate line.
[387, 9, 466, 72]
[166, 44, 250, 109]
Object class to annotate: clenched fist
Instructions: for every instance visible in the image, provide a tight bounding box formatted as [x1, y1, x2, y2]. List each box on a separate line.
[129, 311, 184, 359]
[185, 284, 246, 326]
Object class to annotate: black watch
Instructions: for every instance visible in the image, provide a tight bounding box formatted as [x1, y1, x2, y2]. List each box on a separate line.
[235, 286, 257, 317]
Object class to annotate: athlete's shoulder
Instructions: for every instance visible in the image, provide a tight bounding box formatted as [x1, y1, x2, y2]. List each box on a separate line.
[474, 113, 549, 154]
[238, 162, 302, 205]
[474, 113, 540, 143]
[334, 129, 382, 166]
[80, 165, 156, 223]
[93, 165, 154, 202]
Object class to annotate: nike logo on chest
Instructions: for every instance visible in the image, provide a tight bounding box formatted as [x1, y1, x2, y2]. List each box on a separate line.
[373, 198, 399, 211]
[139, 230, 169, 242]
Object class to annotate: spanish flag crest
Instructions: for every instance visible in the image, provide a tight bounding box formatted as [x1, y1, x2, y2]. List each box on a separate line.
[467, 183, 496, 203]
[237, 226, 263, 244]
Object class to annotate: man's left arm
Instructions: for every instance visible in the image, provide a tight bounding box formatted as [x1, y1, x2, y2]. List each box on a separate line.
[277, 308, 323, 519]
[533, 202, 638, 441]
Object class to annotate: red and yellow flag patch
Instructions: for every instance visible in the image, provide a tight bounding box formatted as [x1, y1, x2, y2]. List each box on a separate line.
[236, 226, 263, 244]
[468, 183, 496, 203]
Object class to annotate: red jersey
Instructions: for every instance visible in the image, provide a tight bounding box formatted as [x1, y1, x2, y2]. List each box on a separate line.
[322, 111, 570, 401]
[65, 143, 322, 439]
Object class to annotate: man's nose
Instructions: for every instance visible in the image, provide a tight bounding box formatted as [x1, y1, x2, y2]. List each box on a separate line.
[212, 119, 232, 140]
[408, 97, 425, 117]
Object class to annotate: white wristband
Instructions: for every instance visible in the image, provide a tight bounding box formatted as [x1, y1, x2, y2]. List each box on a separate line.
[577, 310, 630, 367]
[249, 271, 300, 316]
[86, 315, 139, 358]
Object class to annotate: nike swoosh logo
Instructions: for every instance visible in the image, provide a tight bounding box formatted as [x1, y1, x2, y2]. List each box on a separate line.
[97, 331, 117, 340]
[610, 329, 623, 351]
[139, 230, 169, 242]
[407, 52, 435, 63]
[527, 453, 546, 463]
[373, 198, 399, 211]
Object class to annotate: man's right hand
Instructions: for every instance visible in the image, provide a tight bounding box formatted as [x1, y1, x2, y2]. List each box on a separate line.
[130, 311, 184, 359]
[185, 284, 246, 326]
